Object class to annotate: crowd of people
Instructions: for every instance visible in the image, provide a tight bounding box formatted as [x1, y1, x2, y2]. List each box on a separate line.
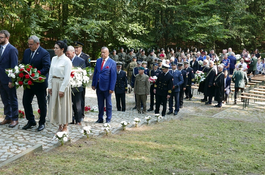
[0, 29, 262, 134]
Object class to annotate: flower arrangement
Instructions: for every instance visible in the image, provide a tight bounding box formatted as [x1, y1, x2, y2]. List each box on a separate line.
[81, 126, 92, 138]
[194, 70, 206, 84]
[84, 106, 91, 113]
[70, 67, 90, 88]
[198, 60, 203, 66]
[18, 110, 25, 118]
[6, 64, 46, 89]
[53, 131, 69, 146]
[154, 114, 162, 122]
[120, 121, 129, 130]
[145, 116, 151, 125]
[84, 106, 98, 112]
[103, 123, 111, 135]
[134, 118, 141, 127]
[148, 76, 157, 84]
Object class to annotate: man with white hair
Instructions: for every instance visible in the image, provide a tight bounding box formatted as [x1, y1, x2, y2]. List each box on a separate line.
[213, 65, 225, 107]
[236, 58, 248, 72]
[66, 46, 85, 125]
[204, 61, 216, 105]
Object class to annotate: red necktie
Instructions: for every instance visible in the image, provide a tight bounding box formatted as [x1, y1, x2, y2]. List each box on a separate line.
[101, 59, 105, 70]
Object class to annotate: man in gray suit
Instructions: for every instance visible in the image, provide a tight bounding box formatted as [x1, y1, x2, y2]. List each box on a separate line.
[232, 65, 248, 104]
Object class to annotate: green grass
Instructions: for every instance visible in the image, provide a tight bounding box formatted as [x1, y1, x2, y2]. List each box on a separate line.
[1, 114, 265, 175]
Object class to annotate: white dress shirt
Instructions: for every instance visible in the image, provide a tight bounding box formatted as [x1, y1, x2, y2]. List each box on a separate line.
[48, 54, 72, 92]
[1, 42, 9, 55]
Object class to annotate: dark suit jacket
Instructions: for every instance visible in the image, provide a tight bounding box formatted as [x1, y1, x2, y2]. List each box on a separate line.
[92, 57, 117, 91]
[21, 46, 50, 88]
[115, 70, 127, 94]
[79, 52, 90, 67]
[72, 56, 86, 93]
[190, 60, 199, 73]
[0, 43, 18, 85]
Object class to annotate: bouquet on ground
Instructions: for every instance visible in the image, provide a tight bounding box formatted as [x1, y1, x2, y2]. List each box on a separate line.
[134, 118, 141, 127]
[6, 64, 46, 89]
[18, 110, 25, 118]
[53, 131, 69, 146]
[120, 121, 129, 130]
[103, 123, 111, 135]
[148, 76, 157, 84]
[81, 126, 92, 138]
[145, 116, 151, 125]
[194, 70, 206, 84]
[70, 67, 90, 88]
[84, 106, 91, 113]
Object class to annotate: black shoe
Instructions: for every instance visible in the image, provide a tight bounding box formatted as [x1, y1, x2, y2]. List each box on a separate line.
[147, 108, 153, 112]
[22, 122, 36, 130]
[95, 120, 103, 123]
[132, 106, 137, 110]
[184, 97, 189, 99]
[201, 99, 206, 102]
[37, 124, 45, 131]
[234, 101, 237, 105]
[138, 111, 141, 114]
[69, 121, 75, 124]
[214, 105, 222, 108]
[167, 111, 173, 115]
[205, 102, 212, 105]
[179, 105, 183, 108]
[174, 111, 178, 115]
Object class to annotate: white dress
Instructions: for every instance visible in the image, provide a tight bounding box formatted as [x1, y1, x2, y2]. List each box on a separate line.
[48, 54, 72, 124]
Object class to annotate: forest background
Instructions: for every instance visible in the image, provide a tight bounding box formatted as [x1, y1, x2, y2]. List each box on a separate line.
[1, 0, 265, 59]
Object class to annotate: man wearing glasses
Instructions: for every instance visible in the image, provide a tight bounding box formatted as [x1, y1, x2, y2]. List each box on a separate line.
[0, 30, 19, 128]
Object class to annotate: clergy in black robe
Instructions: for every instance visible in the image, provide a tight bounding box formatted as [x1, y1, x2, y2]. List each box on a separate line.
[214, 65, 225, 107]
[204, 61, 216, 105]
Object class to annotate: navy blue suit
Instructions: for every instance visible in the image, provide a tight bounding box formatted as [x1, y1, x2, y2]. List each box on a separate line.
[228, 55, 236, 75]
[169, 70, 184, 113]
[21, 46, 50, 125]
[0, 43, 18, 121]
[71, 56, 85, 123]
[92, 57, 117, 122]
[149, 69, 161, 110]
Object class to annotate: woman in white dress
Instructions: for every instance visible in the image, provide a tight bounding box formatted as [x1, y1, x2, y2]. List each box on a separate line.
[48, 40, 72, 132]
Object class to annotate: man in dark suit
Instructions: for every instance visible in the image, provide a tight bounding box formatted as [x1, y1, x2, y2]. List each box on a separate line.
[21, 36, 50, 131]
[205, 61, 216, 105]
[224, 70, 231, 103]
[184, 61, 195, 100]
[154, 64, 173, 117]
[74, 41, 90, 121]
[92, 47, 117, 123]
[0, 30, 19, 128]
[179, 63, 187, 108]
[66, 46, 86, 125]
[114, 62, 127, 111]
[190, 56, 199, 73]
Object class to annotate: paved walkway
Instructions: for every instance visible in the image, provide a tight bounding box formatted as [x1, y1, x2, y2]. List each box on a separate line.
[0, 86, 262, 167]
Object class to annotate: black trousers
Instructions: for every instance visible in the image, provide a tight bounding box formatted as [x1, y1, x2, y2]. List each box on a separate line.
[81, 87, 86, 118]
[72, 91, 83, 123]
[179, 87, 184, 107]
[23, 86, 47, 125]
[149, 85, 155, 109]
[185, 86, 192, 98]
[155, 94, 167, 116]
[234, 87, 244, 102]
[115, 93, 126, 111]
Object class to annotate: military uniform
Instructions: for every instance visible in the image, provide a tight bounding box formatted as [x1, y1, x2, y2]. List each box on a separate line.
[184, 66, 195, 100]
[126, 60, 137, 86]
[167, 52, 175, 60]
[179, 67, 187, 108]
[110, 54, 119, 62]
[168, 65, 184, 115]
[134, 69, 150, 113]
[147, 54, 156, 69]
[148, 66, 161, 111]
[125, 53, 135, 67]
[115, 68, 128, 111]
[154, 65, 173, 116]
[118, 51, 126, 67]
[138, 54, 147, 62]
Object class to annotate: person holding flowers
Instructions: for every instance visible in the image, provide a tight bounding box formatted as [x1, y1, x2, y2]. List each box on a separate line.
[0, 30, 19, 128]
[21, 36, 50, 131]
[48, 40, 72, 132]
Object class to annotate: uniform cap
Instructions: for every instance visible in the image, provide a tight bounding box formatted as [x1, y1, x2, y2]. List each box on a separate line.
[171, 62, 177, 66]
[184, 61, 189, 65]
[162, 64, 170, 69]
[142, 61, 147, 64]
[158, 59, 162, 63]
[74, 41, 84, 47]
[137, 61, 142, 65]
[116, 61, 123, 66]
[177, 62, 183, 67]
[138, 67, 145, 70]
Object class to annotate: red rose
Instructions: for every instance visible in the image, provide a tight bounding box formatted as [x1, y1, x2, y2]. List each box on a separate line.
[104, 107, 106, 111]
[88, 107, 91, 110]
[84, 106, 89, 111]
[22, 111, 25, 115]
[31, 73, 35, 77]
[18, 81, 23, 85]
[25, 74, 30, 79]
[19, 110, 21, 113]
[38, 109, 40, 114]
[20, 68, 24, 71]
[28, 80, 33, 85]
[29, 65, 32, 69]
[37, 70, 41, 74]
[39, 77, 42, 81]
[19, 73, 24, 78]
[26, 68, 31, 72]
[70, 71, 75, 78]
